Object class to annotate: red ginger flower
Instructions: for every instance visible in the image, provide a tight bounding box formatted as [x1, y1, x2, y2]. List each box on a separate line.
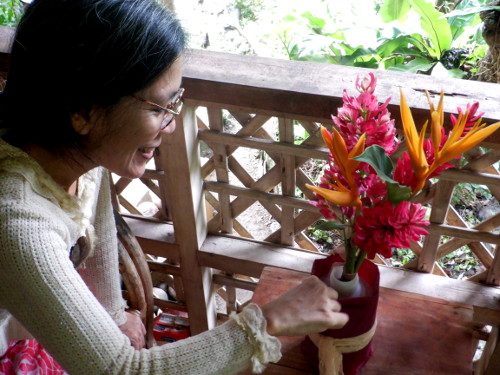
[450, 101, 484, 137]
[353, 201, 429, 259]
[333, 73, 398, 155]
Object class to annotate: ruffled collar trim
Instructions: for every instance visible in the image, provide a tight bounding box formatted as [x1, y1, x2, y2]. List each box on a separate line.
[0, 138, 99, 239]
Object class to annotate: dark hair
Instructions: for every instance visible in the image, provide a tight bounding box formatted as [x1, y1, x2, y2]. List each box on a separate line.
[0, 0, 186, 151]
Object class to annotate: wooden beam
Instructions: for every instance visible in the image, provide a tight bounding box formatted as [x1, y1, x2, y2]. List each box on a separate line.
[199, 234, 323, 277]
[123, 217, 179, 261]
[199, 235, 500, 325]
[183, 49, 500, 147]
[198, 129, 328, 160]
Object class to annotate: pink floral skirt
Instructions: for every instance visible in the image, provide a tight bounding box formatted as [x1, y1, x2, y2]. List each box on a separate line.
[0, 340, 68, 375]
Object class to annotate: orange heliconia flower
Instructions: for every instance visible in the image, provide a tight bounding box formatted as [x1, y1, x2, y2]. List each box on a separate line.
[400, 90, 500, 192]
[306, 126, 365, 208]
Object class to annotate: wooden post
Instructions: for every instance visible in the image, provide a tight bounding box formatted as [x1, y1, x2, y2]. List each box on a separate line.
[279, 117, 295, 246]
[484, 327, 500, 375]
[155, 105, 216, 334]
[486, 245, 500, 286]
[418, 180, 456, 273]
[208, 107, 233, 234]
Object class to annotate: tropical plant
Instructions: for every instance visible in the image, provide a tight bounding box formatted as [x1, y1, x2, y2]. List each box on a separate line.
[279, 0, 498, 78]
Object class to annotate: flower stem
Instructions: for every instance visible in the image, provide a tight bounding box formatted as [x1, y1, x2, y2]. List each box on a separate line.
[354, 250, 367, 273]
[342, 237, 357, 280]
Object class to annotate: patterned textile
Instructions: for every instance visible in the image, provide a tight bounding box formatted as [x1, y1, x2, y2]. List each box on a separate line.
[0, 340, 68, 375]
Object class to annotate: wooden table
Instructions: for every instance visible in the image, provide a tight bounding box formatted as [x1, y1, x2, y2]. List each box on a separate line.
[240, 266, 475, 375]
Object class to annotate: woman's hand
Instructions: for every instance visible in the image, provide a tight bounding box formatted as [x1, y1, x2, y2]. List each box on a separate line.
[261, 276, 348, 337]
[119, 310, 146, 350]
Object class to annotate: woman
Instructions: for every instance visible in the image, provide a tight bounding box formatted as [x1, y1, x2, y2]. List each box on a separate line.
[0, 0, 348, 374]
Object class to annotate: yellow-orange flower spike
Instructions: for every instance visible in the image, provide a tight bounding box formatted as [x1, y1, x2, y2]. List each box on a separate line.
[400, 90, 429, 191]
[306, 127, 365, 208]
[401, 90, 500, 192]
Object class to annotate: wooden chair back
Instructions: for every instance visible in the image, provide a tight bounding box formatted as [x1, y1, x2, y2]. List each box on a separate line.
[115, 211, 156, 349]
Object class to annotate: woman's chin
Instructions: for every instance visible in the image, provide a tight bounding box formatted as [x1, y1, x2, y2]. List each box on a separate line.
[111, 165, 147, 179]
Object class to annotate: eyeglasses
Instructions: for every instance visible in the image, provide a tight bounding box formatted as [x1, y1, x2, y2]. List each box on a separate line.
[132, 87, 184, 130]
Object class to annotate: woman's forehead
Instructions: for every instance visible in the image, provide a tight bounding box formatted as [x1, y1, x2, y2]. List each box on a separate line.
[141, 58, 184, 102]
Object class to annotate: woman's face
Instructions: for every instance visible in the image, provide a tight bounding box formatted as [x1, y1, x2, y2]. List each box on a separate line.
[84, 58, 183, 178]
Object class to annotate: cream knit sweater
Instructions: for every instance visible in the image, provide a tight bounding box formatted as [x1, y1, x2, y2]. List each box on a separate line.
[0, 139, 281, 374]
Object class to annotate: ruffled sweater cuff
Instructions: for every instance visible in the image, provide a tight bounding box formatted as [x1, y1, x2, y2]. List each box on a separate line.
[230, 303, 282, 373]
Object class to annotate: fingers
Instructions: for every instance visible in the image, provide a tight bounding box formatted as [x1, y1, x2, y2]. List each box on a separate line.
[261, 275, 350, 337]
[133, 335, 145, 350]
[120, 312, 147, 349]
[332, 312, 349, 329]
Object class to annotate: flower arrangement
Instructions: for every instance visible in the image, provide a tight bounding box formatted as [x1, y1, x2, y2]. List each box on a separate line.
[306, 73, 500, 281]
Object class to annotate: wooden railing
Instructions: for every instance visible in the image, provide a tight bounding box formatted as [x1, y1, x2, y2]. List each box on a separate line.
[1, 25, 500, 373]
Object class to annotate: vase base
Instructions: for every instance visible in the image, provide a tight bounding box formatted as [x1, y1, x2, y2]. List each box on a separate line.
[301, 335, 374, 375]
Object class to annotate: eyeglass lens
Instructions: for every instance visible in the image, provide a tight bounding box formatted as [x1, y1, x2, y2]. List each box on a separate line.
[161, 113, 175, 130]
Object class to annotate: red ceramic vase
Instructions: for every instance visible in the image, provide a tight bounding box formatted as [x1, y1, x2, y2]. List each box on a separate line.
[302, 254, 380, 375]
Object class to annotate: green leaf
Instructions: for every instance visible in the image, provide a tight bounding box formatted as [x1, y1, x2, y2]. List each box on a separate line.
[444, 6, 500, 18]
[377, 35, 418, 57]
[353, 145, 395, 183]
[410, 0, 452, 58]
[301, 11, 326, 32]
[387, 57, 435, 74]
[379, 0, 411, 22]
[446, 68, 467, 79]
[387, 182, 412, 205]
[446, 1, 484, 40]
[314, 220, 346, 231]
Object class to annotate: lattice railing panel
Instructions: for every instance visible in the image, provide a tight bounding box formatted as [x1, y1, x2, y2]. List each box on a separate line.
[193, 101, 500, 287]
[198, 106, 328, 248]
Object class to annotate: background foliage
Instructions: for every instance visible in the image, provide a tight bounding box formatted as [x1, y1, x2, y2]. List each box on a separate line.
[0, 0, 23, 27]
[278, 0, 499, 79]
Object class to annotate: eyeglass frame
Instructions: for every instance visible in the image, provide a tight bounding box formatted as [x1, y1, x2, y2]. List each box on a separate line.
[132, 87, 185, 129]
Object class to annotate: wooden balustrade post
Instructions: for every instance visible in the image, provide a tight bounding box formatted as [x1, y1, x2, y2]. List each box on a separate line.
[279, 117, 296, 246]
[418, 180, 456, 273]
[155, 104, 216, 334]
[486, 244, 500, 286]
[208, 107, 233, 234]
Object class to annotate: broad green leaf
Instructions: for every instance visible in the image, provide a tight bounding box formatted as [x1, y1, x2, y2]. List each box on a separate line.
[387, 182, 413, 205]
[353, 58, 380, 69]
[377, 36, 417, 57]
[410, 0, 452, 57]
[353, 145, 395, 183]
[377, 34, 429, 57]
[447, 1, 486, 39]
[379, 0, 411, 22]
[387, 57, 435, 73]
[314, 220, 346, 231]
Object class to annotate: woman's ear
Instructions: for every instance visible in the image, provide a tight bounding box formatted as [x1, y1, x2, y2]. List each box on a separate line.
[70, 112, 93, 135]
[70, 112, 92, 135]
